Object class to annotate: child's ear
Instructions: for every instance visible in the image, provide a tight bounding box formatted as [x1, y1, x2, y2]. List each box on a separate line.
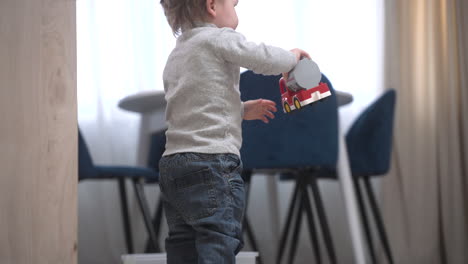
[206, 0, 216, 18]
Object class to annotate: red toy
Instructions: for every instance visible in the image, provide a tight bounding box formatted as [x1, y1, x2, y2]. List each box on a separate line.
[279, 58, 331, 113]
[279, 78, 331, 113]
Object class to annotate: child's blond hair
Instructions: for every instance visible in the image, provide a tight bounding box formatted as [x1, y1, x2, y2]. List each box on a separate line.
[160, 0, 210, 35]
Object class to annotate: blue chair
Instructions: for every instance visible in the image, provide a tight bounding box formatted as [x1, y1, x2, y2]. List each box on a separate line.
[283, 89, 397, 263]
[345, 89, 396, 264]
[78, 129, 161, 253]
[240, 70, 339, 264]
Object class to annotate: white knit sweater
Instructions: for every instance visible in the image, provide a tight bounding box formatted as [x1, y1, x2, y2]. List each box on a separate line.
[162, 23, 297, 157]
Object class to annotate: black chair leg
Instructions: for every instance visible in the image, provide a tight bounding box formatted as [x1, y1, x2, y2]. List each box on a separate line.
[153, 197, 164, 239]
[353, 177, 376, 263]
[363, 177, 394, 264]
[276, 176, 301, 264]
[309, 174, 337, 264]
[302, 178, 322, 264]
[242, 181, 264, 264]
[118, 178, 134, 253]
[133, 179, 161, 252]
[243, 217, 263, 264]
[287, 186, 304, 264]
[145, 196, 164, 253]
[243, 182, 258, 250]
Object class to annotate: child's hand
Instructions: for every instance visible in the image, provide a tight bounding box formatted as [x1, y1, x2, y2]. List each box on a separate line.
[243, 99, 277, 123]
[283, 48, 311, 81]
[290, 48, 311, 61]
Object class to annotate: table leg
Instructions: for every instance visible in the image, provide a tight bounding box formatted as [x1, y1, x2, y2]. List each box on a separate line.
[136, 115, 150, 166]
[266, 174, 280, 241]
[337, 131, 368, 264]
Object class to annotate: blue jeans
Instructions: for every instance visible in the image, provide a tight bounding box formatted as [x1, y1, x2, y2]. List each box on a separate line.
[159, 152, 245, 264]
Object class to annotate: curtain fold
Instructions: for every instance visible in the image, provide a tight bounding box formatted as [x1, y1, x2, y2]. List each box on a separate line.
[382, 0, 468, 263]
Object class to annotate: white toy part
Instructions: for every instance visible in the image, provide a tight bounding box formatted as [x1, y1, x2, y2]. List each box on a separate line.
[286, 58, 322, 92]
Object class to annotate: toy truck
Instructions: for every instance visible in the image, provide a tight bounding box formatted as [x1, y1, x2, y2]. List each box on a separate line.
[279, 78, 331, 113]
[279, 58, 332, 113]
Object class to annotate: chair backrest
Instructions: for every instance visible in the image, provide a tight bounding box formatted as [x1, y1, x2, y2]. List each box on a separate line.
[346, 89, 396, 176]
[147, 129, 167, 171]
[240, 71, 339, 170]
[78, 129, 98, 180]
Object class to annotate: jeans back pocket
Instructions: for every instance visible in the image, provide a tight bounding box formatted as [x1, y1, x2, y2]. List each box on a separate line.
[170, 168, 218, 221]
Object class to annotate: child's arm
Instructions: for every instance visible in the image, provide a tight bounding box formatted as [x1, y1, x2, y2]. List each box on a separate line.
[243, 99, 277, 123]
[214, 29, 307, 76]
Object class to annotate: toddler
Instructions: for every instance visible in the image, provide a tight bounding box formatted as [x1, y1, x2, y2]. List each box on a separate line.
[158, 0, 309, 263]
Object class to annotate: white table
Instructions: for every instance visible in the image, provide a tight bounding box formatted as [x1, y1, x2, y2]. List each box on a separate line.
[118, 89, 367, 264]
[118, 90, 167, 166]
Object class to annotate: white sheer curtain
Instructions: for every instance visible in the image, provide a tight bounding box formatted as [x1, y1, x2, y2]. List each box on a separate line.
[77, 1, 174, 263]
[77, 0, 383, 263]
[237, 0, 384, 130]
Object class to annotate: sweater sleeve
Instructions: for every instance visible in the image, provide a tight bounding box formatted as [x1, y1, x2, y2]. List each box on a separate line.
[214, 28, 297, 75]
